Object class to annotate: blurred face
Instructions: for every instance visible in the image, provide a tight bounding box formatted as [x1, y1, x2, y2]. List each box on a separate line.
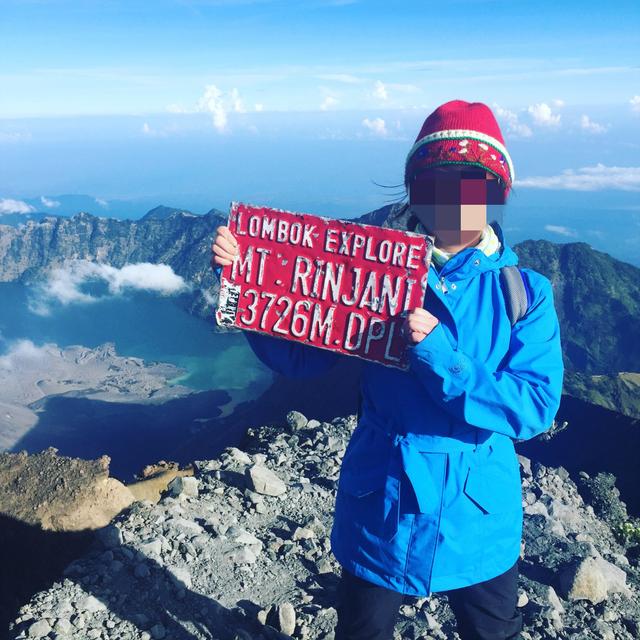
[408, 165, 504, 246]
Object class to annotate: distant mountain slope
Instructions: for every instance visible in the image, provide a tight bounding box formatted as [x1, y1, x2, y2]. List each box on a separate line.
[512, 239, 640, 418]
[0, 204, 638, 417]
[0, 212, 55, 226]
[0, 208, 226, 289]
[513, 239, 640, 375]
[140, 205, 199, 221]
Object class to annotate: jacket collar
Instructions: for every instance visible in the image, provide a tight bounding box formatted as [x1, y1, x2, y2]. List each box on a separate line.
[434, 221, 519, 281]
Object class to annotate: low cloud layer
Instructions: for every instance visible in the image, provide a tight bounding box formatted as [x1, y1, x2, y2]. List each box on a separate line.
[195, 84, 250, 133]
[0, 198, 36, 215]
[516, 164, 640, 191]
[528, 102, 562, 127]
[29, 260, 190, 316]
[40, 196, 61, 208]
[0, 339, 49, 372]
[362, 117, 388, 137]
[544, 225, 578, 237]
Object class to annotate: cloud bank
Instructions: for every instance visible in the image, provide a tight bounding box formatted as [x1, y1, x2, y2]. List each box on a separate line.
[0, 198, 36, 215]
[516, 164, 640, 191]
[0, 339, 49, 373]
[29, 260, 190, 316]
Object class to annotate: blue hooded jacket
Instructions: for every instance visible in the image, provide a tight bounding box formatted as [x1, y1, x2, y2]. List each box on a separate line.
[214, 220, 564, 596]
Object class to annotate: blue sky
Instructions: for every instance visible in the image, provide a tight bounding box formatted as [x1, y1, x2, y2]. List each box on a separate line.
[2, 0, 639, 117]
[1, 0, 639, 264]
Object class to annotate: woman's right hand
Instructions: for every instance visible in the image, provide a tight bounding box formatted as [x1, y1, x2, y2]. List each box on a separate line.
[211, 225, 239, 270]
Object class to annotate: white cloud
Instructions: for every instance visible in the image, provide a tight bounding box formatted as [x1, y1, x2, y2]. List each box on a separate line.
[362, 117, 388, 137]
[197, 84, 228, 132]
[527, 102, 561, 127]
[0, 198, 36, 215]
[580, 114, 608, 134]
[254, 103, 264, 112]
[95, 197, 108, 207]
[320, 95, 339, 111]
[29, 260, 190, 316]
[103, 262, 188, 294]
[544, 225, 577, 237]
[373, 80, 388, 101]
[230, 88, 246, 113]
[630, 95, 640, 113]
[195, 84, 249, 133]
[141, 122, 169, 137]
[166, 103, 192, 114]
[492, 103, 533, 138]
[40, 196, 60, 208]
[516, 164, 640, 191]
[0, 340, 49, 372]
[552, 98, 565, 108]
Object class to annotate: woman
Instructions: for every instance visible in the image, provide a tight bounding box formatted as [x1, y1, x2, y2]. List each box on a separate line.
[211, 100, 564, 640]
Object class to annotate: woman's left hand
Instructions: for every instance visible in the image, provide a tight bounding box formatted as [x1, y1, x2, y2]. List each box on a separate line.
[401, 307, 440, 345]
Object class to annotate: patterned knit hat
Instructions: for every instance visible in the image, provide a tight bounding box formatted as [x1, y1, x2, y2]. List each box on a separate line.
[404, 100, 515, 199]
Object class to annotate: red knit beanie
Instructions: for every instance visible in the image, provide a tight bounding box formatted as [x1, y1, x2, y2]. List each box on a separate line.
[405, 100, 515, 199]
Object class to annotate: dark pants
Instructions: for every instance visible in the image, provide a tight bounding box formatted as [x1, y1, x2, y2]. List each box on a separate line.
[334, 560, 523, 640]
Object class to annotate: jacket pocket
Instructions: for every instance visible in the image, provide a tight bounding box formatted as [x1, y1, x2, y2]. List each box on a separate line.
[338, 465, 387, 497]
[337, 423, 392, 538]
[462, 444, 522, 514]
[337, 466, 390, 539]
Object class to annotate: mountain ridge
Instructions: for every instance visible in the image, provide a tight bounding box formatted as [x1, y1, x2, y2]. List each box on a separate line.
[1, 204, 637, 417]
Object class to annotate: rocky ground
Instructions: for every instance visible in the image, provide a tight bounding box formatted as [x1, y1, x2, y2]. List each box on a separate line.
[6, 412, 640, 640]
[0, 448, 134, 532]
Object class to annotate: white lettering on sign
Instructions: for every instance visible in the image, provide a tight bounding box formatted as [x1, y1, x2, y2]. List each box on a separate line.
[344, 312, 365, 351]
[323, 229, 421, 272]
[310, 304, 335, 346]
[291, 256, 313, 295]
[231, 246, 254, 283]
[235, 209, 317, 248]
[287, 261, 405, 316]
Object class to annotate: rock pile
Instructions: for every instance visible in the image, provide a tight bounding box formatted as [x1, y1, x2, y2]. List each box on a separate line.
[8, 411, 640, 640]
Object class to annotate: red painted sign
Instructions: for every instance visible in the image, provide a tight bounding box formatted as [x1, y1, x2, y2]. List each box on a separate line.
[215, 202, 433, 369]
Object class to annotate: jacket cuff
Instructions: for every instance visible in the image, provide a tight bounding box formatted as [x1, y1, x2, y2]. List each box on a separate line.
[408, 322, 472, 384]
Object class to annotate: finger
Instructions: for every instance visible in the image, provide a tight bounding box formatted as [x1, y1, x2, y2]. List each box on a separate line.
[216, 236, 238, 256]
[212, 254, 233, 267]
[402, 320, 426, 341]
[407, 316, 438, 328]
[212, 243, 236, 261]
[409, 307, 435, 320]
[404, 316, 431, 330]
[213, 226, 231, 247]
[408, 319, 435, 333]
[219, 226, 238, 248]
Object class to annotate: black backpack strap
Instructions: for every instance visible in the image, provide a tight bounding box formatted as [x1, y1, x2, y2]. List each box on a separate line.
[499, 265, 531, 327]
